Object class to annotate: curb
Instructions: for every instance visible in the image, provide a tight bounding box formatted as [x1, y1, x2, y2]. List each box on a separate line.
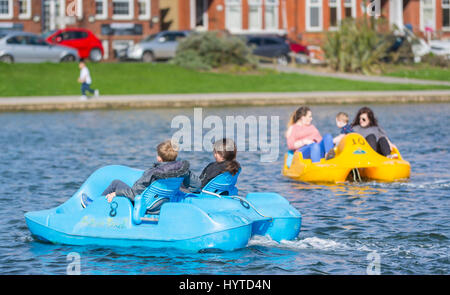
[1, 91, 449, 112]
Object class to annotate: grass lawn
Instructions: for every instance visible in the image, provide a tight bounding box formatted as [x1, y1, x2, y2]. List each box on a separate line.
[1, 62, 449, 97]
[383, 64, 450, 82]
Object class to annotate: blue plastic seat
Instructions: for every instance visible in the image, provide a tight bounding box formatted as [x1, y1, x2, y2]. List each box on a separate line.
[201, 169, 241, 197]
[132, 177, 184, 225]
[286, 150, 295, 168]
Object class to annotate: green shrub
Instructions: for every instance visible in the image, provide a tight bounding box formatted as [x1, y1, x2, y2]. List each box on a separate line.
[388, 36, 415, 64]
[172, 49, 211, 71]
[323, 18, 394, 74]
[172, 31, 258, 70]
[422, 53, 450, 68]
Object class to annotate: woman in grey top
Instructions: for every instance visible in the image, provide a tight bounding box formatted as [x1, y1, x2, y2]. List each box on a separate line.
[351, 107, 397, 157]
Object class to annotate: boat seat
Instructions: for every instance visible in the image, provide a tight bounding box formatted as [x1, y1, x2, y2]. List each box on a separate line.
[286, 150, 295, 168]
[132, 177, 184, 225]
[201, 169, 241, 197]
[145, 197, 169, 215]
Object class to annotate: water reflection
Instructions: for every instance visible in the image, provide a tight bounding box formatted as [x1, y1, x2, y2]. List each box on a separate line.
[290, 181, 387, 200]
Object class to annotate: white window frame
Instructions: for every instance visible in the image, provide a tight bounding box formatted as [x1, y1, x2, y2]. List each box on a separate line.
[306, 0, 323, 32]
[443, 0, 450, 30]
[76, 0, 83, 20]
[138, 0, 151, 20]
[328, 0, 341, 30]
[190, 0, 209, 30]
[225, 0, 242, 32]
[248, 0, 263, 31]
[46, 0, 66, 30]
[102, 40, 109, 60]
[264, 0, 279, 30]
[420, 0, 436, 31]
[112, 0, 134, 20]
[0, 0, 13, 19]
[190, 0, 195, 29]
[95, 0, 108, 20]
[18, 0, 32, 19]
[343, 0, 356, 18]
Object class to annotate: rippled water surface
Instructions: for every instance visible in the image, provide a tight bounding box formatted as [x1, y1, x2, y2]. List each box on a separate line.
[0, 104, 449, 274]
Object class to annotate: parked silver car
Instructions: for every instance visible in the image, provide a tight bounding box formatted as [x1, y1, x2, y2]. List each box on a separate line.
[119, 30, 190, 62]
[0, 31, 79, 63]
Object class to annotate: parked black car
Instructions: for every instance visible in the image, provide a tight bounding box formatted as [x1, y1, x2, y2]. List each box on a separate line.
[245, 35, 291, 65]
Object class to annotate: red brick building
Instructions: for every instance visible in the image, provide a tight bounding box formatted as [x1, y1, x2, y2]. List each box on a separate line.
[0, 0, 448, 57]
[0, 0, 160, 60]
[166, 0, 449, 45]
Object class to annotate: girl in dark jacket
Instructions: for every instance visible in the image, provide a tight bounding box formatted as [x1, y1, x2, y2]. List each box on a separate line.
[197, 138, 241, 188]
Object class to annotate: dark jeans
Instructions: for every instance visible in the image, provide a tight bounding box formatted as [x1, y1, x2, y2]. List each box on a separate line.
[102, 179, 131, 196]
[81, 82, 95, 96]
[366, 134, 390, 156]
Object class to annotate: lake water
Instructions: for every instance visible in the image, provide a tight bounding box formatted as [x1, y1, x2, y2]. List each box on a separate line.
[0, 103, 448, 275]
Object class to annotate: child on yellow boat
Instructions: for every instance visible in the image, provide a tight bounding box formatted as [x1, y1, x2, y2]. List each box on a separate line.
[286, 106, 333, 163]
[351, 107, 398, 158]
[333, 112, 354, 145]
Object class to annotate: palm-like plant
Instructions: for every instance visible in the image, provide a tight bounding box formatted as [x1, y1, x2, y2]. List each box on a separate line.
[323, 18, 394, 74]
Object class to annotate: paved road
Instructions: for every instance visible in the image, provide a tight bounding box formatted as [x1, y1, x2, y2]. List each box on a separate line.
[262, 64, 450, 86]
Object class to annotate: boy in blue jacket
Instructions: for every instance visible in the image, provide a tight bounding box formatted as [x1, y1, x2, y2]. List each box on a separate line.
[333, 112, 354, 145]
[81, 140, 198, 207]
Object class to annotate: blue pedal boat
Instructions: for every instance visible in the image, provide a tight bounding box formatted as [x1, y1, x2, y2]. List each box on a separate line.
[24, 165, 301, 252]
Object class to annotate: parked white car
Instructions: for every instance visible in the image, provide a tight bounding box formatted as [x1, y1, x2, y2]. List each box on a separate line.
[0, 31, 79, 63]
[118, 30, 190, 62]
[429, 40, 450, 59]
[402, 26, 450, 61]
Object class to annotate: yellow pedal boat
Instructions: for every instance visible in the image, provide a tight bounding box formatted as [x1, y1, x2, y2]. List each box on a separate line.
[282, 133, 411, 183]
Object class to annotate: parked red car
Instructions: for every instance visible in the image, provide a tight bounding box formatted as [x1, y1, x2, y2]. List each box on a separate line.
[46, 28, 104, 62]
[286, 38, 309, 55]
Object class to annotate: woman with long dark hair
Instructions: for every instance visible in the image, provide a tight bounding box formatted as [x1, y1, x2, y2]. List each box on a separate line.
[351, 107, 397, 157]
[197, 138, 241, 188]
[285, 106, 333, 163]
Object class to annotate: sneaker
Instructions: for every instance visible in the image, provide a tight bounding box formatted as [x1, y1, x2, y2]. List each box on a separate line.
[325, 149, 336, 160]
[387, 153, 399, 159]
[81, 193, 93, 208]
[80, 95, 88, 101]
[94, 89, 99, 97]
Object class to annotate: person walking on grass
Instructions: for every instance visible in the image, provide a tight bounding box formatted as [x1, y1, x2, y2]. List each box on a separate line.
[78, 59, 99, 101]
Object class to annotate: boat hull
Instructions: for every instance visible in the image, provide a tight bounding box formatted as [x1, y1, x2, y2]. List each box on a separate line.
[25, 165, 301, 251]
[283, 133, 411, 183]
[25, 212, 252, 252]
